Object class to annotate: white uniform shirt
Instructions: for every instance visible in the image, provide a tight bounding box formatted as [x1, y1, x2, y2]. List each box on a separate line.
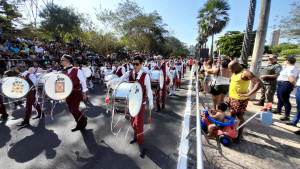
[66, 67, 88, 92]
[277, 65, 298, 81]
[156, 63, 173, 83]
[21, 71, 37, 85]
[113, 66, 126, 75]
[109, 69, 153, 106]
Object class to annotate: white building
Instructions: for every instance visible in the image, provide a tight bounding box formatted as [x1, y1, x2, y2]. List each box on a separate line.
[269, 29, 280, 47]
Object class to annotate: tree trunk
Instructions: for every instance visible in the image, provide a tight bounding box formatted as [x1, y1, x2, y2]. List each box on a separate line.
[210, 34, 214, 61]
[249, 0, 271, 100]
[240, 0, 257, 67]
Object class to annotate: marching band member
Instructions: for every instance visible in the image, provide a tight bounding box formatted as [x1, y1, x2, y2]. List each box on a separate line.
[88, 62, 94, 89]
[153, 55, 173, 112]
[28, 61, 43, 75]
[46, 63, 53, 73]
[17, 63, 43, 127]
[175, 58, 184, 88]
[169, 61, 179, 96]
[112, 61, 125, 77]
[107, 56, 153, 157]
[60, 55, 88, 132]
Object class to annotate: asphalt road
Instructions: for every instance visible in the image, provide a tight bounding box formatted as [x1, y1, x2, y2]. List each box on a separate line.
[0, 71, 191, 169]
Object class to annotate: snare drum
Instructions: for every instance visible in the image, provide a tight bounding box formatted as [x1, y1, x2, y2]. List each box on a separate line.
[150, 70, 164, 89]
[1, 77, 30, 99]
[37, 73, 73, 100]
[112, 82, 143, 117]
[82, 67, 92, 77]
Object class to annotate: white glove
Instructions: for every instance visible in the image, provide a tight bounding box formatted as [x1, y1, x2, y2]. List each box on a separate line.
[106, 81, 111, 88]
[149, 103, 154, 110]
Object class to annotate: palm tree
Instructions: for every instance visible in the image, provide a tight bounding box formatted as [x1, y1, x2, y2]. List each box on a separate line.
[240, 0, 256, 67]
[198, 0, 230, 59]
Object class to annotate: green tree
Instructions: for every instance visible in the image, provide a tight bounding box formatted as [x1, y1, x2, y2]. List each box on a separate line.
[217, 31, 256, 58]
[39, 4, 80, 40]
[0, 0, 22, 35]
[198, 0, 230, 58]
[280, 49, 300, 56]
[274, 2, 300, 41]
[271, 43, 298, 54]
[163, 36, 189, 57]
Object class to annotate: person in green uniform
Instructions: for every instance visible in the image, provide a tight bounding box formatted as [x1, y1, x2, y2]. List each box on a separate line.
[254, 56, 282, 106]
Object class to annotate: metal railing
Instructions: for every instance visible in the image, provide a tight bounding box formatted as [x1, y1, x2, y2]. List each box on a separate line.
[195, 65, 204, 169]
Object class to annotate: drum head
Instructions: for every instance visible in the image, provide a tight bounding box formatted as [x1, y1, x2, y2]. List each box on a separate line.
[160, 70, 164, 89]
[37, 73, 54, 86]
[2, 77, 30, 99]
[104, 74, 118, 82]
[44, 73, 73, 100]
[128, 82, 143, 117]
[82, 68, 92, 77]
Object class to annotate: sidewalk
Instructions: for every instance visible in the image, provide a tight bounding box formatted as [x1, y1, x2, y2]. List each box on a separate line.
[187, 87, 300, 169]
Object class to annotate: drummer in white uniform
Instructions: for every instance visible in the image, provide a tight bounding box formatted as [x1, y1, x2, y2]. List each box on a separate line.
[107, 56, 153, 158]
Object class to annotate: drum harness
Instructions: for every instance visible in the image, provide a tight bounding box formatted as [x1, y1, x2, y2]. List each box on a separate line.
[109, 72, 152, 139]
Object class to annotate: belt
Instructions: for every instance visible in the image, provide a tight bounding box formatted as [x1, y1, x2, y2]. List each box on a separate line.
[277, 81, 290, 83]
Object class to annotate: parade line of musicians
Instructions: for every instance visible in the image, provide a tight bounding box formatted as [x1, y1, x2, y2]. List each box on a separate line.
[0, 54, 191, 157]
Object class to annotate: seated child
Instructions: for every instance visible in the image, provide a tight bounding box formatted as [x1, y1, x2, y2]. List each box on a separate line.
[206, 103, 227, 137]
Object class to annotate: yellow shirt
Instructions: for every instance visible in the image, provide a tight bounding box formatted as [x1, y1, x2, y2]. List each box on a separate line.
[229, 70, 250, 100]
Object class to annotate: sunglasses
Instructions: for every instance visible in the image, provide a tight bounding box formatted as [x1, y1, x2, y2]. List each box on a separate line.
[133, 63, 140, 66]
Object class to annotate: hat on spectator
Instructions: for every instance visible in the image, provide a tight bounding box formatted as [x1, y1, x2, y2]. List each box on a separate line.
[268, 55, 277, 59]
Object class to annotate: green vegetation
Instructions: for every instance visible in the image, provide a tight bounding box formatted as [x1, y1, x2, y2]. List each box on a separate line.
[0, 0, 189, 57]
[197, 0, 230, 56]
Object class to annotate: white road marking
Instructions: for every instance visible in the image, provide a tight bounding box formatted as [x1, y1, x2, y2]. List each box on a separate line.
[177, 67, 194, 169]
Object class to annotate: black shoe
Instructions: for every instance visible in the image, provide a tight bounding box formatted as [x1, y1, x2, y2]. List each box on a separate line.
[280, 116, 290, 121]
[17, 121, 30, 127]
[272, 110, 281, 115]
[294, 130, 300, 135]
[156, 108, 161, 112]
[32, 113, 44, 120]
[0, 114, 8, 121]
[253, 101, 264, 106]
[286, 121, 297, 126]
[130, 138, 137, 144]
[162, 104, 165, 111]
[71, 117, 87, 132]
[139, 145, 145, 158]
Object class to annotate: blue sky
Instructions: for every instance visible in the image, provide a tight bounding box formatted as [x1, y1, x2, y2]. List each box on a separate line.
[54, 0, 297, 47]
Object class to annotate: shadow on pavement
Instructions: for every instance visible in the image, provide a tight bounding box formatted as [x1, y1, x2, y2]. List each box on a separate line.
[78, 129, 139, 169]
[145, 142, 177, 169]
[7, 118, 61, 162]
[0, 120, 11, 149]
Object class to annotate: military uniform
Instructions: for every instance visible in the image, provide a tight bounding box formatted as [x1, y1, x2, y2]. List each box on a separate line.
[257, 62, 282, 105]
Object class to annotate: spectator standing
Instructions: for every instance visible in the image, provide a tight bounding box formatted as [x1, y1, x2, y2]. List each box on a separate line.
[226, 61, 263, 141]
[254, 56, 282, 106]
[203, 58, 232, 110]
[274, 57, 298, 121]
[285, 74, 300, 129]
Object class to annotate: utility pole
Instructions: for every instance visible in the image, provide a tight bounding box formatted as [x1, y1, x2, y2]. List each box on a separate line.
[249, 0, 271, 100]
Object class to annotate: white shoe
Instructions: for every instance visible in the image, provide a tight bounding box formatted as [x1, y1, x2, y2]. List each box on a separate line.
[169, 93, 172, 96]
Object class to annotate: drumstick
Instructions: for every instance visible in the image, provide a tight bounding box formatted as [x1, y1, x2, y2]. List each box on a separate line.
[147, 108, 152, 123]
[105, 87, 110, 103]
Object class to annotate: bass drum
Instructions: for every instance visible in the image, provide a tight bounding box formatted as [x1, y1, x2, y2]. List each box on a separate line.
[150, 70, 164, 89]
[1, 77, 30, 99]
[37, 73, 73, 100]
[104, 74, 119, 83]
[112, 82, 143, 117]
[82, 67, 92, 78]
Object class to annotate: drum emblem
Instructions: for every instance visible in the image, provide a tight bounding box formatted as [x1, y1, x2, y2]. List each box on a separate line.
[11, 80, 24, 93]
[55, 76, 65, 93]
[135, 87, 139, 94]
